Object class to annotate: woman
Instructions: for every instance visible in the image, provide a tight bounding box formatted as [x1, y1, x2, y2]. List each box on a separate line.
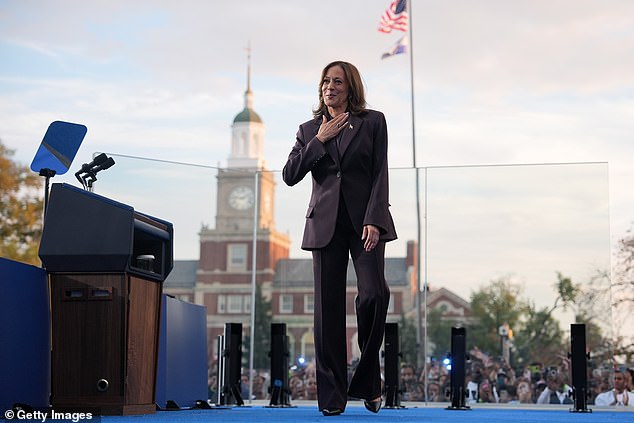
[283, 61, 397, 416]
[516, 378, 533, 403]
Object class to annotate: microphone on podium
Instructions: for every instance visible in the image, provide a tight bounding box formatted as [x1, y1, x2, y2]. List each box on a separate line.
[76, 153, 107, 175]
[75, 153, 116, 191]
[90, 157, 115, 174]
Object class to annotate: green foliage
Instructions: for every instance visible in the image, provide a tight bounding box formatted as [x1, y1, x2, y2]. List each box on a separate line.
[466, 272, 613, 367]
[426, 307, 453, 359]
[0, 140, 43, 265]
[612, 223, 634, 361]
[554, 272, 580, 311]
[399, 313, 418, 367]
[512, 301, 566, 366]
[466, 278, 524, 356]
[244, 283, 272, 370]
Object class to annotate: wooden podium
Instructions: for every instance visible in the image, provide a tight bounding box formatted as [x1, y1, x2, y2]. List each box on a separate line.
[49, 273, 160, 414]
[40, 183, 173, 415]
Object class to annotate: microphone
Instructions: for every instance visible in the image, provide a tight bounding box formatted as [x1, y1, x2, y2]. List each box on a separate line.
[80, 153, 108, 172]
[90, 157, 115, 173]
[81, 173, 97, 188]
[74, 153, 114, 190]
[75, 153, 108, 183]
[75, 170, 84, 185]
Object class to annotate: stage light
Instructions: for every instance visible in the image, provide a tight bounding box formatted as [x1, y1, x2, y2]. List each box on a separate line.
[443, 356, 452, 371]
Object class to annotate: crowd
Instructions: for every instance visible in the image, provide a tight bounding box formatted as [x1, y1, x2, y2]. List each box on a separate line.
[207, 362, 318, 402]
[399, 348, 633, 406]
[208, 352, 633, 407]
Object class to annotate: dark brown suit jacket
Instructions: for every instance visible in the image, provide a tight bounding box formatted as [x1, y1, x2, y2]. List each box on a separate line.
[282, 109, 397, 250]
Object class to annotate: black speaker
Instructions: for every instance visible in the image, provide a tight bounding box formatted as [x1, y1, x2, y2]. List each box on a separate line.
[446, 326, 470, 410]
[267, 323, 292, 407]
[569, 323, 591, 413]
[214, 335, 223, 406]
[383, 322, 404, 408]
[219, 323, 244, 406]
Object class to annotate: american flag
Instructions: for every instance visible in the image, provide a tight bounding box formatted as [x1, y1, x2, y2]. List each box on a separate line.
[378, 0, 408, 33]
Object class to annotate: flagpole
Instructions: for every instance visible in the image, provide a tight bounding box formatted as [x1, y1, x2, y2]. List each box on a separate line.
[407, 0, 425, 373]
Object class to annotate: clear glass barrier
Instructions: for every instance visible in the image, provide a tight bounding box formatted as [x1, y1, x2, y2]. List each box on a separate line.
[421, 163, 612, 405]
[90, 158, 611, 405]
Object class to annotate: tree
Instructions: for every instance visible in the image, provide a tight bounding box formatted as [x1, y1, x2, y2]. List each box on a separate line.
[610, 223, 634, 361]
[572, 271, 614, 364]
[426, 307, 454, 360]
[465, 274, 599, 367]
[512, 301, 566, 366]
[613, 224, 634, 307]
[399, 313, 418, 367]
[243, 283, 272, 370]
[0, 140, 43, 265]
[467, 278, 524, 357]
[505, 272, 609, 367]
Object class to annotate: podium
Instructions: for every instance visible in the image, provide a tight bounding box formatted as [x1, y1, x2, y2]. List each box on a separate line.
[39, 183, 173, 415]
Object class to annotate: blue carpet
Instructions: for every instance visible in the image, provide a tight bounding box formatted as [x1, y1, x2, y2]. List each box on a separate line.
[99, 403, 630, 423]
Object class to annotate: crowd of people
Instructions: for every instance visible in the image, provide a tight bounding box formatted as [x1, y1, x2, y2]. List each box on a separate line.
[399, 349, 633, 406]
[208, 351, 633, 407]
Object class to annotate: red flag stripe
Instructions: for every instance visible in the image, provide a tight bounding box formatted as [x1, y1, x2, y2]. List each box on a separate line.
[378, 0, 408, 33]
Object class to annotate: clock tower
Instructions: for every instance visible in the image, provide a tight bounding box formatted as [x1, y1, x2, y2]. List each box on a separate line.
[212, 49, 277, 233]
[196, 51, 290, 341]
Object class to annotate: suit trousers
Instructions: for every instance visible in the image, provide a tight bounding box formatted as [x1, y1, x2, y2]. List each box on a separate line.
[311, 200, 390, 410]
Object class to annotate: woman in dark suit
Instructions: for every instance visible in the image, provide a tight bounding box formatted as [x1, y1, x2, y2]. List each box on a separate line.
[282, 60, 397, 416]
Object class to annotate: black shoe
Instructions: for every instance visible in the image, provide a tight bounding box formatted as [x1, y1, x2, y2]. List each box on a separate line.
[321, 407, 344, 416]
[364, 399, 382, 413]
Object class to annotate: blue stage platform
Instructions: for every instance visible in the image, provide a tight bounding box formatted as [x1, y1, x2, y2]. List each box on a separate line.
[97, 401, 629, 423]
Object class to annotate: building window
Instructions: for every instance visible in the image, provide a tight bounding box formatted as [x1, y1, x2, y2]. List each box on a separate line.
[304, 294, 314, 313]
[244, 295, 251, 313]
[279, 294, 293, 314]
[218, 295, 226, 313]
[227, 244, 247, 271]
[228, 295, 243, 313]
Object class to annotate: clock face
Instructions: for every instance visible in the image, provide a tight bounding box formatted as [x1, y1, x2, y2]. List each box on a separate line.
[228, 186, 254, 210]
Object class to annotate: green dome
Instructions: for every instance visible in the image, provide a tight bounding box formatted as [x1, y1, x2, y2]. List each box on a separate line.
[233, 107, 262, 123]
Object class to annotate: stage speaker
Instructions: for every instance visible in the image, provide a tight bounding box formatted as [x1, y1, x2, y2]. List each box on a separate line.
[219, 323, 244, 406]
[214, 334, 224, 405]
[383, 322, 403, 408]
[569, 323, 591, 413]
[268, 323, 291, 407]
[447, 326, 470, 410]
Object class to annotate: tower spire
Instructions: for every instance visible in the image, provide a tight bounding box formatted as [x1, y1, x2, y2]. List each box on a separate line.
[229, 41, 264, 170]
[245, 42, 253, 109]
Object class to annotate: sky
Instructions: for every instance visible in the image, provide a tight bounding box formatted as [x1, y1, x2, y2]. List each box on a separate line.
[1, 1, 633, 335]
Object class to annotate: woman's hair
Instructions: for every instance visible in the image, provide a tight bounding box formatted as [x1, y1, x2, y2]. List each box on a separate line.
[313, 60, 366, 119]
